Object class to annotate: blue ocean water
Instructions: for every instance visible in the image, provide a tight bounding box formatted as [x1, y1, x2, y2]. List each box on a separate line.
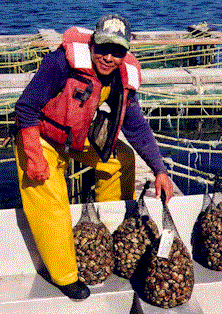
[1, 0, 222, 208]
[1, 0, 222, 35]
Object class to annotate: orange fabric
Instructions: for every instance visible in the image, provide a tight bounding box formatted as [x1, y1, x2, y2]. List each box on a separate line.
[20, 126, 50, 181]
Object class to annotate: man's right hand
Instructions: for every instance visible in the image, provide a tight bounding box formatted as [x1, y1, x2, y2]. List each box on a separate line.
[20, 126, 50, 182]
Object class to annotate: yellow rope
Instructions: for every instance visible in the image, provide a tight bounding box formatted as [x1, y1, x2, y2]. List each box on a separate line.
[0, 98, 19, 107]
[0, 46, 49, 56]
[154, 132, 222, 146]
[138, 89, 222, 101]
[0, 57, 44, 68]
[139, 89, 222, 98]
[68, 166, 93, 180]
[141, 103, 222, 108]
[0, 121, 15, 125]
[0, 39, 50, 73]
[136, 46, 216, 62]
[167, 169, 214, 186]
[0, 158, 16, 163]
[158, 141, 222, 154]
[146, 114, 222, 120]
[163, 157, 214, 178]
[130, 39, 219, 68]
[183, 61, 222, 69]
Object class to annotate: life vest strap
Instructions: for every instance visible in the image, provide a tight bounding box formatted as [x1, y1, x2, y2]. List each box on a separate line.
[39, 111, 73, 152]
[69, 71, 93, 107]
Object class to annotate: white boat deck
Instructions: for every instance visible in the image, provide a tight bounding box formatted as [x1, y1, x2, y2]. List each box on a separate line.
[0, 203, 135, 314]
[0, 272, 135, 314]
[1, 196, 222, 313]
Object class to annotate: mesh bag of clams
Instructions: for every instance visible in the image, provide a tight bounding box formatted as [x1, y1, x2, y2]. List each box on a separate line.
[113, 181, 159, 280]
[132, 191, 194, 309]
[72, 194, 114, 285]
[191, 171, 222, 271]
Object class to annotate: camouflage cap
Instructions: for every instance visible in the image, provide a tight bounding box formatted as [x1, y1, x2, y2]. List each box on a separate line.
[93, 14, 131, 50]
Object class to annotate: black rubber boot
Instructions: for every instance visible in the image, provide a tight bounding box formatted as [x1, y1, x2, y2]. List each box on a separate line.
[57, 280, 90, 300]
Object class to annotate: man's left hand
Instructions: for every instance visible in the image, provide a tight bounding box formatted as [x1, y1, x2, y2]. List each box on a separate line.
[155, 173, 174, 204]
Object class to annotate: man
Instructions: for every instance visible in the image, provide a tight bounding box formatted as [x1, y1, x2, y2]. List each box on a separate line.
[15, 14, 173, 300]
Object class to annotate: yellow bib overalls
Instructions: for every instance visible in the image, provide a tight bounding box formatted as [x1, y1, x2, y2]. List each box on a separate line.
[15, 86, 135, 285]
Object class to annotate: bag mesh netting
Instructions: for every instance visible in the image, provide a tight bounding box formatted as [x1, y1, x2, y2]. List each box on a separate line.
[191, 170, 222, 271]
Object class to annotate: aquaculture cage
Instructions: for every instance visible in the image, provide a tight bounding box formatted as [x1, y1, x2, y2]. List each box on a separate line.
[131, 44, 220, 69]
[138, 85, 222, 136]
[0, 33, 50, 74]
[130, 23, 222, 69]
[0, 90, 21, 142]
[137, 85, 222, 195]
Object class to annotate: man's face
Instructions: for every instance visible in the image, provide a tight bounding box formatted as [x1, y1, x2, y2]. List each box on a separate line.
[91, 43, 127, 76]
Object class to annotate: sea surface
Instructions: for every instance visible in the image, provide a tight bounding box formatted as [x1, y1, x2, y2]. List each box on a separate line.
[1, 0, 222, 35]
[1, 0, 222, 208]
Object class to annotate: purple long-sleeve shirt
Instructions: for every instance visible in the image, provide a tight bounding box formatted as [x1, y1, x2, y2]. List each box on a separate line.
[15, 48, 167, 176]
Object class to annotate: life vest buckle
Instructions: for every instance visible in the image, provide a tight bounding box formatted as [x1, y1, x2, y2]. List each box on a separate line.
[72, 87, 91, 107]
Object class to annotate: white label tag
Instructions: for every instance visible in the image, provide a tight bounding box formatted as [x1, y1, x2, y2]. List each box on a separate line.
[157, 229, 174, 259]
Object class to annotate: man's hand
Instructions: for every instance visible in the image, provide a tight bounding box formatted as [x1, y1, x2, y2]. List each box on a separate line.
[26, 155, 50, 181]
[155, 172, 173, 204]
[21, 126, 50, 182]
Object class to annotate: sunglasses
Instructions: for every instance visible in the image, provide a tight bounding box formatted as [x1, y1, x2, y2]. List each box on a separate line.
[94, 43, 127, 58]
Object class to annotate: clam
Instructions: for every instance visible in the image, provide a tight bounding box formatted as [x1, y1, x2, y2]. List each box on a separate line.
[192, 202, 222, 270]
[113, 216, 159, 279]
[73, 221, 114, 285]
[143, 237, 194, 308]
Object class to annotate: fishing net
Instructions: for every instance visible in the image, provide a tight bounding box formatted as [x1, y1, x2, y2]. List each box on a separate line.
[131, 190, 194, 309]
[113, 181, 159, 279]
[72, 193, 114, 285]
[191, 170, 222, 271]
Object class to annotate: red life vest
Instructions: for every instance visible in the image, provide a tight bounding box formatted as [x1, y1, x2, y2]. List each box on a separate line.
[39, 26, 141, 155]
